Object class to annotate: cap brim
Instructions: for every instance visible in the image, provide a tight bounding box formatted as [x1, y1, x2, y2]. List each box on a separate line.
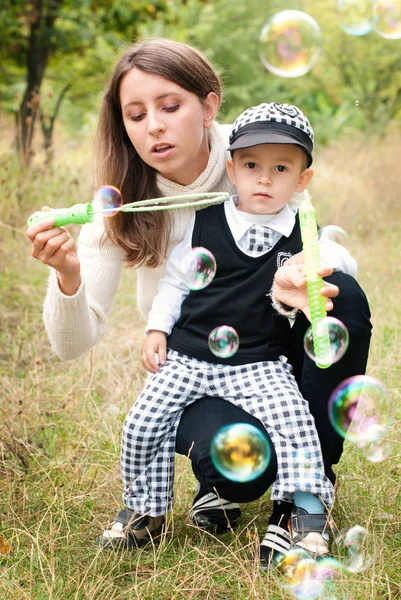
[228, 131, 304, 151]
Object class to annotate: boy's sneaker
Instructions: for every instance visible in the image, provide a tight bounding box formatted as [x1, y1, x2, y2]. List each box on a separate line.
[260, 501, 293, 571]
[289, 506, 331, 557]
[97, 508, 165, 549]
[189, 484, 241, 533]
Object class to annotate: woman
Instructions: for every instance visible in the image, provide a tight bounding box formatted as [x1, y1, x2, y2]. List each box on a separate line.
[26, 38, 371, 567]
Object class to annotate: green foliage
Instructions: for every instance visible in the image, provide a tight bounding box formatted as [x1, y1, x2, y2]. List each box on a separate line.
[1, 0, 401, 155]
[138, 0, 401, 143]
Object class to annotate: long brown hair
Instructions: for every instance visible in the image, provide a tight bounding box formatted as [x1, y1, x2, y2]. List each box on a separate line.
[95, 38, 223, 267]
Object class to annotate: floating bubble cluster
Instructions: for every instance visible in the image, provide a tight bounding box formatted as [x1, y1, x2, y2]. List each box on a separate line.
[94, 185, 123, 217]
[373, 0, 401, 38]
[178, 247, 217, 291]
[210, 423, 271, 482]
[259, 10, 322, 78]
[328, 375, 392, 461]
[304, 317, 349, 366]
[276, 548, 343, 599]
[208, 325, 239, 358]
[337, 0, 377, 36]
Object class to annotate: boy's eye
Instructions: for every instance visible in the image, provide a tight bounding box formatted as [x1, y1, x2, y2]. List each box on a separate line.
[246, 162, 257, 169]
[276, 165, 287, 172]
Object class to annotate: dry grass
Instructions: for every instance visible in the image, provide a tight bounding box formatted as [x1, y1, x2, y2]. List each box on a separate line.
[0, 129, 400, 599]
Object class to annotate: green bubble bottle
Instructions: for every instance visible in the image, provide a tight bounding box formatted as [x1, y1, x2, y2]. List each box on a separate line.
[299, 197, 332, 369]
[27, 203, 94, 227]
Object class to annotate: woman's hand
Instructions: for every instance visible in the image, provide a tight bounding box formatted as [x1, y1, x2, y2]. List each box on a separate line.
[141, 330, 167, 374]
[26, 217, 81, 296]
[273, 260, 339, 321]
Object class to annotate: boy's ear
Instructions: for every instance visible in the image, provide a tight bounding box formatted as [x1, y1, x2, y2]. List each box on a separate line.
[226, 157, 236, 185]
[203, 92, 220, 128]
[296, 168, 314, 192]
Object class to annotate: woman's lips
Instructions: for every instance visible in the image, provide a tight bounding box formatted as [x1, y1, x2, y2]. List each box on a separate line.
[151, 144, 175, 158]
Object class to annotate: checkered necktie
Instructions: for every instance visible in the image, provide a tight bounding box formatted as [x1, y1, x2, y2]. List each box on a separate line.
[245, 225, 274, 257]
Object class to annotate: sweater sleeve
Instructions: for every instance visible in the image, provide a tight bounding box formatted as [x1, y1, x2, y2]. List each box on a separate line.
[43, 216, 124, 360]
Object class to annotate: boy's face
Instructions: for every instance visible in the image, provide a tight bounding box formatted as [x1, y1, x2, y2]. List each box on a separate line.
[226, 143, 314, 215]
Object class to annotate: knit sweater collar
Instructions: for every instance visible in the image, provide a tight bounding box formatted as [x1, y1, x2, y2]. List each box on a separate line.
[155, 122, 231, 196]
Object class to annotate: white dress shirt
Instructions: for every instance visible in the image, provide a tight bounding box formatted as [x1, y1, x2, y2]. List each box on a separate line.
[147, 196, 357, 335]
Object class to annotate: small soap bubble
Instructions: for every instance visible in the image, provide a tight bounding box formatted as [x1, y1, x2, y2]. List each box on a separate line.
[337, 0, 376, 36]
[276, 548, 310, 577]
[178, 247, 217, 291]
[337, 525, 373, 572]
[289, 559, 324, 599]
[210, 423, 271, 482]
[319, 224, 348, 244]
[314, 557, 343, 581]
[328, 375, 391, 449]
[259, 10, 322, 78]
[277, 551, 343, 599]
[373, 0, 401, 39]
[292, 448, 314, 488]
[208, 325, 239, 358]
[304, 317, 349, 366]
[94, 185, 123, 217]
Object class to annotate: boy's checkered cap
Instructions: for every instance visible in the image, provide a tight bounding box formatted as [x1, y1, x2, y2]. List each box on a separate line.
[228, 102, 314, 166]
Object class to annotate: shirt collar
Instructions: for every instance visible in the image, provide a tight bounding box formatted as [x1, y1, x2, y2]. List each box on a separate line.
[225, 195, 296, 242]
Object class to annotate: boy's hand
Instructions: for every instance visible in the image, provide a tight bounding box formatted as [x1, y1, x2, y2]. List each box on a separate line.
[141, 330, 167, 374]
[273, 262, 339, 321]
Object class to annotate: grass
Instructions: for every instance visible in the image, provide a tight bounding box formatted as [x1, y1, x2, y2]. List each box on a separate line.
[1, 129, 401, 599]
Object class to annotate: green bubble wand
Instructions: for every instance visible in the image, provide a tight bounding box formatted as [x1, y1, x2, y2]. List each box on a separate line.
[27, 189, 230, 228]
[299, 196, 332, 369]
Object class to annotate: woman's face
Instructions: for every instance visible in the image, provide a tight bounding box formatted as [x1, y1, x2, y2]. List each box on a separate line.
[120, 68, 218, 185]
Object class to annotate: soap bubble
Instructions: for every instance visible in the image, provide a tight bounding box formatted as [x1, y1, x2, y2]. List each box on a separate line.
[373, 0, 401, 38]
[94, 185, 123, 216]
[292, 448, 316, 488]
[337, 0, 376, 36]
[337, 525, 373, 572]
[328, 375, 391, 452]
[319, 225, 348, 244]
[304, 317, 349, 366]
[178, 247, 217, 291]
[277, 550, 343, 599]
[208, 325, 239, 358]
[259, 10, 322, 78]
[210, 422, 271, 482]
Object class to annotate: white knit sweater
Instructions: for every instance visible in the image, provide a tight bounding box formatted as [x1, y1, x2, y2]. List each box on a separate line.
[43, 122, 235, 360]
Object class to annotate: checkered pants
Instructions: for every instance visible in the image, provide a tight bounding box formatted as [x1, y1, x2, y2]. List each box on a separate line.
[121, 350, 334, 516]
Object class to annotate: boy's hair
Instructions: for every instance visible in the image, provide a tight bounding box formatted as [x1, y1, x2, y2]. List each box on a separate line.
[228, 102, 314, 167]
[96, 38, 223, 268]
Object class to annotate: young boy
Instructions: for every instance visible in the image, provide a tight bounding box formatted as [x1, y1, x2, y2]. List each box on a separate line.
[99, 103, 355, 565]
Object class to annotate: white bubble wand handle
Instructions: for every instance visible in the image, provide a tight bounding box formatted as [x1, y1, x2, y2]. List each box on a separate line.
[299, 197, 332, 369]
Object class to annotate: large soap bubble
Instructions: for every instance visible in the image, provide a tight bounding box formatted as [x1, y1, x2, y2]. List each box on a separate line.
[259, 10, 322, 78]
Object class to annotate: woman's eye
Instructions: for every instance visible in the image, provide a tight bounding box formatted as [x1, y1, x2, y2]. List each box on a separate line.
[130, 114, 144, 122]
[164, 104, 179, 113]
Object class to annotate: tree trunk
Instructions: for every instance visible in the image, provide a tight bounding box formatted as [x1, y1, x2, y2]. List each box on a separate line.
[40, 83, 71, 166]
[16, 0, 62, 165]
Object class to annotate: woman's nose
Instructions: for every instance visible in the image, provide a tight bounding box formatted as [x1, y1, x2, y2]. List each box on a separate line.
[147, 111, 166, 135]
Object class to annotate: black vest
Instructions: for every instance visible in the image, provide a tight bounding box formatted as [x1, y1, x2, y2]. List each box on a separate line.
[168, 203, 303, 365]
